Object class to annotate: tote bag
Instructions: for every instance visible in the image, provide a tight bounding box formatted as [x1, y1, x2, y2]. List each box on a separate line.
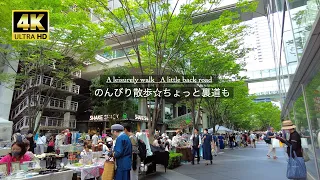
[287, 146, 307, 179]
[271, 139, 280, 148]
[102, 160, 115, 180]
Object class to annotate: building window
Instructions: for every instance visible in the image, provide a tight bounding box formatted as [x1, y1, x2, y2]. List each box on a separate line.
[101, 47, 134, 59]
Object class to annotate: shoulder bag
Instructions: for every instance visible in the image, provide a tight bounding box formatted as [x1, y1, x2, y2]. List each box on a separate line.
[286, 145, 307, 179]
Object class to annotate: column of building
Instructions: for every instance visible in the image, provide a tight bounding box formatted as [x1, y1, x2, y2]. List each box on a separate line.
[138, 98, 147, 131]
[64, 96, 72, 128]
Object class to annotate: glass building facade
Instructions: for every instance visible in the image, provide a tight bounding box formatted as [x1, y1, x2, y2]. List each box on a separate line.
[265, 0, 320, 179]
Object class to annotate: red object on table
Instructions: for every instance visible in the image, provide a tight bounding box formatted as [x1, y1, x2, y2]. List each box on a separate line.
[99, 166, 104, 175]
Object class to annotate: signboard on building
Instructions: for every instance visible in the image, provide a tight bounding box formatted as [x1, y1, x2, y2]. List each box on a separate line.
[90, 114, 119, 121]
[135, 114, 149, 121]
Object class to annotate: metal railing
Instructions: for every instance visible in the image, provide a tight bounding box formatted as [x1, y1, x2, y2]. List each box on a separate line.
[14, 116, 76, 131]
[13, 75, 80, 101]
[11, 95, 78, 120]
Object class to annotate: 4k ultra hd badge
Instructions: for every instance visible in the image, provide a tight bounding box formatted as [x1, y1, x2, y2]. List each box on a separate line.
[12, 10, 49, 40]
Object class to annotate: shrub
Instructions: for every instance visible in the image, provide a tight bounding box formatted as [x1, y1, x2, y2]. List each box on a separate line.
[168, 152, 182, 169]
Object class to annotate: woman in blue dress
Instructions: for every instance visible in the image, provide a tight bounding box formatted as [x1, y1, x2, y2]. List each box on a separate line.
[218, 134, 225, 149]
[202, 129, 213, 165]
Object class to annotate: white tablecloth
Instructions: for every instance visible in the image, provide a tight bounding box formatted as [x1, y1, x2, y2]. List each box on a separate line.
[23, 170, 73, 180]
[66, 164, 104, 180]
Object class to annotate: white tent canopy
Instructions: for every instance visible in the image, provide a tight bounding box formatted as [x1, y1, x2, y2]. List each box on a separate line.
[208, 125, 232, 134]
[0, 117, 13, 142]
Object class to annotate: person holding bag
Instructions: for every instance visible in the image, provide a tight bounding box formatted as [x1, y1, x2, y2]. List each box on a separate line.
[276, 120, 307, 180]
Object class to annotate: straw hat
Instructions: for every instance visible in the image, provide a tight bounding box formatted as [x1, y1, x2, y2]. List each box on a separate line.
[282, 120, 296, 130]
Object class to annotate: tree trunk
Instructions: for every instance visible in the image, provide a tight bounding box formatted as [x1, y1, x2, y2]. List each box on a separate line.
[190, 98, 196, 129]
[195, 97, 203, 127]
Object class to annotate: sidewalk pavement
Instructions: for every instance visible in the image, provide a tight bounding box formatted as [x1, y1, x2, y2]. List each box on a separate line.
[142, 142, 288, 180]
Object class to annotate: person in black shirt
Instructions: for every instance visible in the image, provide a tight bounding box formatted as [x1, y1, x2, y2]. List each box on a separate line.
[276, 120, 302, 157]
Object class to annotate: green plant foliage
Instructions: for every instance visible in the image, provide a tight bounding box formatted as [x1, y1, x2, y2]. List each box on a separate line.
[168, 152, 182, 169]
[79, 0, 256, 135]
[90, 66, 138, 126]
[0, 0, 105, 133]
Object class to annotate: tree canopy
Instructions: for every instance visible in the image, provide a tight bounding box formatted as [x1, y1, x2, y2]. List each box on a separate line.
[0, 0, 105, 133]
[78, 0, 258, 135]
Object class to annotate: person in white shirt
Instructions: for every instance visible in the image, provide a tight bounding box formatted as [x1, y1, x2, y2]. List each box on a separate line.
[190, 128, 201, 165]
[92, 133, 99, 145]
[172, 130, 182, 151]
[235, 133, 241, 149]
[80, 141, 93, 158]
[36, 133, 47, 155]
[249, 133, 256, 148]
[85, 133, 90, 141]
[98, 140, 110, 154]
[55, 131, 65, 151]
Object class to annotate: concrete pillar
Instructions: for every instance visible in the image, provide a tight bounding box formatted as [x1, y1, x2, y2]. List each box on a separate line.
[161, 99, 166, 123]
[138, 98, 147, 130]
[0, 47, 18, 120]
[173, 104, 179, 118]
[202, 112, 208, 129]
[161, 125, 166, 134]
[64, 96, 72, 127]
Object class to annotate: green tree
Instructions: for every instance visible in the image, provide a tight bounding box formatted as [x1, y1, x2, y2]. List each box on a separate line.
[250, 102, 281, 131]
[90, 66, 138, 126]
[0, 0, 105, 133]
[75, 0, 258, 136]
[202, 81, 254, 131]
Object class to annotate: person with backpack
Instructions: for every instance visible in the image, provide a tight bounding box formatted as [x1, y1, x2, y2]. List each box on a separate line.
[266, 127, 277, 159]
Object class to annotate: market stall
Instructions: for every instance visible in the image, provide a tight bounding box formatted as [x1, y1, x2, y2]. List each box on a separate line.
[22, 170, 73, 180]
[65, 157, 105, 180]
[0, 117, 12, 157]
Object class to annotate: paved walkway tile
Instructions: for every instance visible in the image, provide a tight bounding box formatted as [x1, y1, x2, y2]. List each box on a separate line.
[144, 142, 289, 180]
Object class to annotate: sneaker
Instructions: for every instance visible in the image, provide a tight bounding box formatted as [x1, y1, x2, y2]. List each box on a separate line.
[267, 155, 270, 159]
[273, 156, 278, 160]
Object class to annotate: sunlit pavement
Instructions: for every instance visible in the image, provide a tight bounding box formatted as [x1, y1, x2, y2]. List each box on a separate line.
[142, 141, 288, 180]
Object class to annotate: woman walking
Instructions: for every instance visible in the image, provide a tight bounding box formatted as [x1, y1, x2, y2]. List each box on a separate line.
[202, 129, 213, 165]
[218, 134, 225, 149]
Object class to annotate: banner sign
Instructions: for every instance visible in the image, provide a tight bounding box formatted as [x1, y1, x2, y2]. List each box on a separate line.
[135, 114, 149, 121]
[90, 114, 119, 121]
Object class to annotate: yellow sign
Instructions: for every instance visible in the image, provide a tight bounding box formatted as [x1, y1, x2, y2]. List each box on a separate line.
[12, 10, 49, 40]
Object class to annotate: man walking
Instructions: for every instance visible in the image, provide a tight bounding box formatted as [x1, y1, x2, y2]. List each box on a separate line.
[250, 132, 256, 148]
[124, 123, 140, 180]
[190, 128, 201, 165]
[266, 127, 277, 159]
[112, 124, 132, 180]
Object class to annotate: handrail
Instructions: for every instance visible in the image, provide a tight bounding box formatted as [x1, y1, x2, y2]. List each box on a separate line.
[14, 116, 76, 130]
[11, 95, 78, 120]
[13, 75, 80, 101]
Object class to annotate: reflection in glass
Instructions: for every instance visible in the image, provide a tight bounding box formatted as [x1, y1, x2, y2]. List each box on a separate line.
[305, 70, 320, 175]
[288, 0, 320, 58]
[293, 89, 318, 178]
